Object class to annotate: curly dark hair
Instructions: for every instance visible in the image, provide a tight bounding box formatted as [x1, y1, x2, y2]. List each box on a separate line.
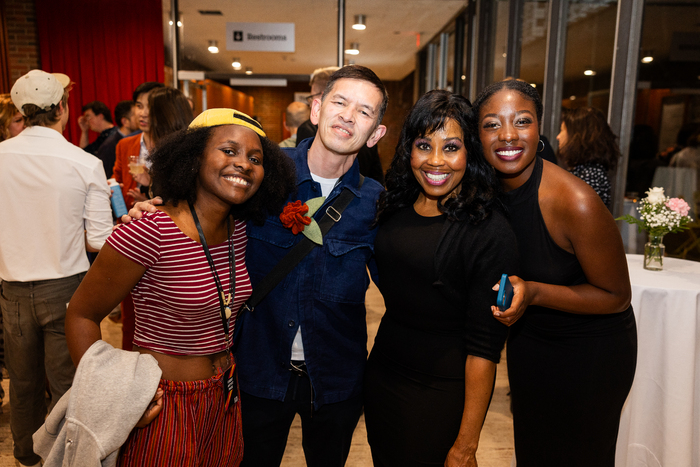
[149, 125, 296, 225]
[375, 90, 501, 226]
[559, 107, 619, 170]
[472, 79, 543, 127]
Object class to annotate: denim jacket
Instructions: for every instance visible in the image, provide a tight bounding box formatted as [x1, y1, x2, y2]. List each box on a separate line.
[237, 137, 383, 409]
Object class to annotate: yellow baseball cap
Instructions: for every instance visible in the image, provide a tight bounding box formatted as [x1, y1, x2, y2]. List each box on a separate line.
[189, 108, 266, 138]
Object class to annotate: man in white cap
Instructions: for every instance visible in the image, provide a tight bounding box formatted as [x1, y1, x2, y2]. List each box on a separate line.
[0, 69, 112, 467]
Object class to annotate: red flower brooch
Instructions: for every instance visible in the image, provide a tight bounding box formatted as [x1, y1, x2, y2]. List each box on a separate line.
[280, 200, 312, 235]
[279, 197, 325, 244]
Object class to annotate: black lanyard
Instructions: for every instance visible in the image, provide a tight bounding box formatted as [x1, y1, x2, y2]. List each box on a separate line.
[189, 203, 235, 341]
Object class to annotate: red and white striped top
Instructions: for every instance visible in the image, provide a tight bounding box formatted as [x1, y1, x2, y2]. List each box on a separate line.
[106, 210, 252, 356]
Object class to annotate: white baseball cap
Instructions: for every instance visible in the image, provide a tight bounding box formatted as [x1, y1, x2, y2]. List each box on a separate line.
[11, 70, 70, 116]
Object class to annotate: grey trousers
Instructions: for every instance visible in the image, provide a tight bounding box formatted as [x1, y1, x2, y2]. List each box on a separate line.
[0, 273, 84, 465]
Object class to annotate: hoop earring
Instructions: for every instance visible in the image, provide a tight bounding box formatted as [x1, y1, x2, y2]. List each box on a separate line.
[537, 139, 545, 153]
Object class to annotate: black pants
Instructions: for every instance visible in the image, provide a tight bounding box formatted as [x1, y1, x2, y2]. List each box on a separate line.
[240, 364, 363, 467]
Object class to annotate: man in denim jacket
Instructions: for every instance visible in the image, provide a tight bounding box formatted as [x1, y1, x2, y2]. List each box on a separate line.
[237, 65, 387, 467]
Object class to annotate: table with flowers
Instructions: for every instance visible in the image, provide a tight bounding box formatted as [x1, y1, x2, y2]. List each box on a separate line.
[615, 189, 697, 466]
[618, 187, 693, 270]
[615, 254, 700, 467]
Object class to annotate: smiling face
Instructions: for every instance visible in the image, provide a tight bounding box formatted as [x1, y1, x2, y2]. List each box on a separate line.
[478, 89, 540, 191]
[196, 125, 265, 210]
[410, 118, 467, 213]
[310, 78, 385, 156]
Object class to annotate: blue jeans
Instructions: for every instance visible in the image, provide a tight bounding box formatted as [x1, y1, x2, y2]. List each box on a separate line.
[0, 273, 84, 465]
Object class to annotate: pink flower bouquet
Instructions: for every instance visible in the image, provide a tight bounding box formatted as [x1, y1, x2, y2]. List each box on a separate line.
[617, 187, 693, 236]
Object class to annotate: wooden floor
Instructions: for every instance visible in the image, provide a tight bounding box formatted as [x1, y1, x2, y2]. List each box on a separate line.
[0, 278, 514, 466]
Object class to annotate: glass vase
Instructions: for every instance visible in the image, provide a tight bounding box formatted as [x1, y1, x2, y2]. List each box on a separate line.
[643, 234, 665, 271]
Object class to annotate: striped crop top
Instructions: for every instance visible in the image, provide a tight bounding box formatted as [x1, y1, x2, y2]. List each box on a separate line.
[106, 210, 252, 356]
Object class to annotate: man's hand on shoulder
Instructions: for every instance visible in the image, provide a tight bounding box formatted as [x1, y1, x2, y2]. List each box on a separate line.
[121, 197, 162, 224]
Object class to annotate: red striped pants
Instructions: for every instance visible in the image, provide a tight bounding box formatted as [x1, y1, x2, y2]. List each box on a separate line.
[117, 373, 243, 467]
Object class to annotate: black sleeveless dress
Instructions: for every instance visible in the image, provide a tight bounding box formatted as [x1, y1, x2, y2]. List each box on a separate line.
[504, 157, 637, 467]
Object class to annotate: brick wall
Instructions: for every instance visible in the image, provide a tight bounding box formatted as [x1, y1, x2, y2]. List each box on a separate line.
[4, 0, 40, 86]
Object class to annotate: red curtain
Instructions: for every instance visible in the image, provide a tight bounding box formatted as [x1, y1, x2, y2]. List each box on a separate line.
[34, 0, 164, 145]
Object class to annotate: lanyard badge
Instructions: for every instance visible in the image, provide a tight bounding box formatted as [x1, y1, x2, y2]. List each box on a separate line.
[190, 203, 238, 411]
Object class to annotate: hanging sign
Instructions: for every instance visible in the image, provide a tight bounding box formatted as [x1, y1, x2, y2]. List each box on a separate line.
[226, 22, 295, 53]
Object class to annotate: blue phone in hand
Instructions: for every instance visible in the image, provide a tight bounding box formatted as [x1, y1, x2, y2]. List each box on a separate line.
[496, 274, 514, 311]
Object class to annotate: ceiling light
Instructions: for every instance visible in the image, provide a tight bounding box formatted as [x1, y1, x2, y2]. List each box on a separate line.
[232, 58, 241, 69]
[570, 95, 577, 100]
[352, 14, 366, 30]
[584, 69, 596, 76]
[461, 75, 466, 81]
[641, 56, 653, 63]
[530, 83, 536, 88]
[245, 67, 253, 75]
[208, 40, 219, 54]
[345, 42, 360, 55]
[177, 21, 182, 27]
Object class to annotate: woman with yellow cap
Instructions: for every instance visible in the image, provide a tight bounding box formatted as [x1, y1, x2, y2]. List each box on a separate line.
[65, 109, 296, 467]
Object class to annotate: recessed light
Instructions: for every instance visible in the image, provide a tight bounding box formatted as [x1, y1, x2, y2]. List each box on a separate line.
[208, 40, 219, 54]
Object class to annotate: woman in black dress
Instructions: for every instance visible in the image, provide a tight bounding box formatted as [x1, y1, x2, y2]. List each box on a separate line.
[364, 90, 518, 467]
[473, 80, 637, 466]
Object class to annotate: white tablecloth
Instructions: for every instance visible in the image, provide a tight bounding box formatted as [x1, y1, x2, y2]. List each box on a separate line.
[616, 255, 700, 467]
